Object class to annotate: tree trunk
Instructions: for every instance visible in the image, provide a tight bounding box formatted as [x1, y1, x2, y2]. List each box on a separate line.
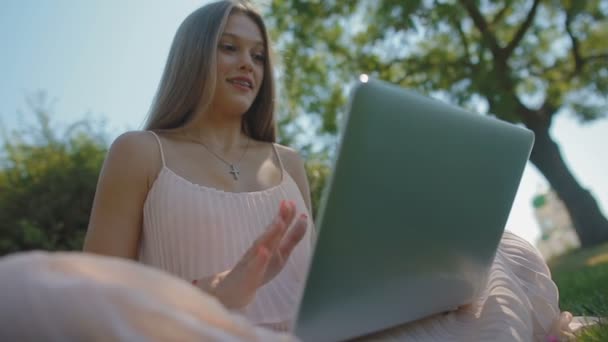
[528, 124, 608, 247]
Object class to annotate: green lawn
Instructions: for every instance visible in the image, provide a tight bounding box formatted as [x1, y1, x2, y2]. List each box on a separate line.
[549, 241, 608, 341]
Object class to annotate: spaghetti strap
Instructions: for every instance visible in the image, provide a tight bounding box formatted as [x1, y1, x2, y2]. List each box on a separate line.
[148, 131, 166, 167]
[271, 143, 285, 181]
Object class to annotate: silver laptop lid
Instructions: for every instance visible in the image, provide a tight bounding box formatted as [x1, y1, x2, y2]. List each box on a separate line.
[294, 78, 534, 342]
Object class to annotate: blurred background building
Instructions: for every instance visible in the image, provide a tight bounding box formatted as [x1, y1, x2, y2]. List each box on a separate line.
[534, 188, 580, 260]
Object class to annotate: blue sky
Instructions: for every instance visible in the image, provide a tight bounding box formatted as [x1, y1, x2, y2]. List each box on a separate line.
[1, 1, 607, 247]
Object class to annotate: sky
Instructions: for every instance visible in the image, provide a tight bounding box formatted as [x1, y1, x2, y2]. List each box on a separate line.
[1, 1, 607, 247]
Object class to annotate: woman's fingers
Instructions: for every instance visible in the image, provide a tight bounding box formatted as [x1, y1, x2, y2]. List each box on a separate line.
[249, 245, 271, 286]
[278, 199, 296, 224]
[256, 201, 296, 251]
[278, 214, 308, 259]
[236, 200, 297, 271]
[217, 201, 303, 309]
[242, 201, 291, 260]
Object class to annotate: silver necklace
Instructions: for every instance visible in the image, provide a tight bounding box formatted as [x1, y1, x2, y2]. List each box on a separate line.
[198, 137, 250, 181]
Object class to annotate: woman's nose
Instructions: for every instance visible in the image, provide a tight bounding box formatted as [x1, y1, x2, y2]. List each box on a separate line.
[239, 53, 254, 72]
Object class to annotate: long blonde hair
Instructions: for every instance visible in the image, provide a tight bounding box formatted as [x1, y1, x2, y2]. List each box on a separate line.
[144, 0, 276, 142]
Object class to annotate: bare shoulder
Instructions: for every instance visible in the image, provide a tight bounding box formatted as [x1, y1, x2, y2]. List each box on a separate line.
[274, 143, 305, 171]
[110, 130, 158, 155]
[106, 131, 164, 183]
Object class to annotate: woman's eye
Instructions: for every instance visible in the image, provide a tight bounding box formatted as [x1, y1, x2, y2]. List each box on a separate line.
[220, 43, 236, 51]
[253, 53, 266, 62]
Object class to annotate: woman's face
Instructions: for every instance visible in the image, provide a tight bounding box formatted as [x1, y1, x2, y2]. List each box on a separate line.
[212, 12, 266, 117]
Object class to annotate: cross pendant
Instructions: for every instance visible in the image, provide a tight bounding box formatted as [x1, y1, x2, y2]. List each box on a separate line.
[229, 164, 240, 181]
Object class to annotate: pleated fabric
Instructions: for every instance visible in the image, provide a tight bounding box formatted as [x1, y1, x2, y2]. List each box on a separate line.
[139, 132, 313, 328]
[354, 231, 574, 341]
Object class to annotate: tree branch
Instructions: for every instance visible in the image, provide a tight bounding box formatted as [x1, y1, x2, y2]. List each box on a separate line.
[503, 0, 541, 58]
[565, 11, 584, 75]
[529, 60, 566, 81]
[584, 53, 608, 63]
[458, 0, 502, 58]
[491, 1, 511, 26]
[392, 56, 470, 87]
[539, 98, 558, 123]
[454, 18, 473, 68]
[515, 96, 551, 130]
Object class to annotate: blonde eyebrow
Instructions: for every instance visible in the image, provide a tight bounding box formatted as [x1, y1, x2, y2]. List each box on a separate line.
[221, 32, 264, 47]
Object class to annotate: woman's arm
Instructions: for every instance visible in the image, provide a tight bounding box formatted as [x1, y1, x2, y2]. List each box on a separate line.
[83, 131, 161, 259]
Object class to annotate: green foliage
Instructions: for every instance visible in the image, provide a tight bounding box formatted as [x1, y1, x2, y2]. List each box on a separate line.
[267, 0, 608, 137]
[304, 153, 332, 217]
[267, 0, 608, 247]
[0, 94, 107, 255]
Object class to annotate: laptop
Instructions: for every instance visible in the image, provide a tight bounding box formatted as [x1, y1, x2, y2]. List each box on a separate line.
[292, 77, 534, 341]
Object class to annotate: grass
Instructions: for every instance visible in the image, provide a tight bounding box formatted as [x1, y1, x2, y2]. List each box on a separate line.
[549, 241, 608, 341]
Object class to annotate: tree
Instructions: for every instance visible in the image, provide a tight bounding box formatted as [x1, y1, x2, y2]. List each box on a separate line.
[0, 93, 107, 255]
[267, 0, 608, 247]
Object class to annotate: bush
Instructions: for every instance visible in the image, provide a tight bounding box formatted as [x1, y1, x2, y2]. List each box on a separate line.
[0, 95, 107, 255]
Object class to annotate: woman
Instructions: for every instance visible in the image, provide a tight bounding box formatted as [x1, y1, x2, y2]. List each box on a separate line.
[83, 0, 313, 331]
[2, 0, 575, 340]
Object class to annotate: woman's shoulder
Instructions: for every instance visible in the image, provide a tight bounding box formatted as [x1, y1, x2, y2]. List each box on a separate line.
[110, 131, 160, 156]
[272, 142, 313, 211]
[107, 130, 164, 174]
[272, 143, 307, 182]
[272, 144, 308, 183]
[272, 143, 305, 168]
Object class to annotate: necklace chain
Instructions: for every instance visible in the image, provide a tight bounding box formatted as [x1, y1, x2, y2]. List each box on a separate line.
[196, 137, 250, 181]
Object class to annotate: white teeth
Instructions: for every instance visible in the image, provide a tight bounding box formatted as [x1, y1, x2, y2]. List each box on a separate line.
[230, 79, 251, 88]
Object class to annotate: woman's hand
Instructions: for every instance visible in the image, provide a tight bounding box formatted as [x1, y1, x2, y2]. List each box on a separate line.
[195, 200, 308, 309]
